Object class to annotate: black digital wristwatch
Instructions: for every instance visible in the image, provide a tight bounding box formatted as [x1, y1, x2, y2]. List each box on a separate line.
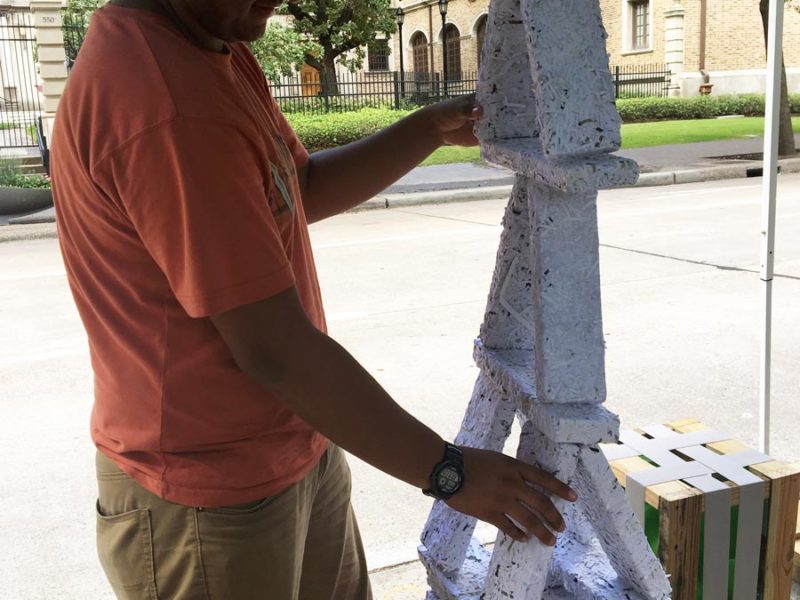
[423, 442, 465, 501]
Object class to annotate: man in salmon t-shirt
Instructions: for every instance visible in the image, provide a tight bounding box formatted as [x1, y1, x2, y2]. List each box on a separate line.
[51, 0, 577, 597]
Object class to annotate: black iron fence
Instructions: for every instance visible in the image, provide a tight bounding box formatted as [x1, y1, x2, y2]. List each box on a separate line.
[271, 64, 671, 114]
[0, 10, 42, 149]
[270, 70, 480, 114]
[612, 63, 672, 99]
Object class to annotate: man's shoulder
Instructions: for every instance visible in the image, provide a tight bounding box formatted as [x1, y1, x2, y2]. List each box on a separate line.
[59, 7, 251, 165]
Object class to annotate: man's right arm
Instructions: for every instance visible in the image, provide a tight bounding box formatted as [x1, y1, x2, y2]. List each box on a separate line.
[210, 286, 577, 545]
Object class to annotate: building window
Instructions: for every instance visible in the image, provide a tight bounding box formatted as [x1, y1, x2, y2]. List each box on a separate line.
[368, 39, 390, 71]
[411, 32, 429, 73]
[629, 0, 650, 50]
[444, 24, 462, 80]
[476, 16, 488, 69]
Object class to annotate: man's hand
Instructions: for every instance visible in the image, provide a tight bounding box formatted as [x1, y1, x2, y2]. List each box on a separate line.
[421, 93, 482, 147]
[212, 288, 577, 547]
[300, 93, 482, 221]
[447, 447, 577, 546]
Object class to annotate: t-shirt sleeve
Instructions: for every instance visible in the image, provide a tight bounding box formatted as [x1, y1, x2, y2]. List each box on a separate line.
[97, 117, 295, 318]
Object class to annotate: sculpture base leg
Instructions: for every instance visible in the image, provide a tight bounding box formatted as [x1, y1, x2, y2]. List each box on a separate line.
[421, 421, 669, 600]
[421, 528, 654, 600]
[419, 537, 490, 600]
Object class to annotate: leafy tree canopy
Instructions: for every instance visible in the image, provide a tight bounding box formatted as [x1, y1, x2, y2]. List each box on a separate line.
[278, 0, 396, 75]
[250, 22, 321, 82]
[63, 0, 105, 18]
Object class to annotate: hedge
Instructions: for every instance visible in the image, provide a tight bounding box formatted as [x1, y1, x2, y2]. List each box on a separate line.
[285, 108, 412, 153]
[617, 93, 800, 122]
[285, 94, 800, 152]
[0, 163, 50, 189]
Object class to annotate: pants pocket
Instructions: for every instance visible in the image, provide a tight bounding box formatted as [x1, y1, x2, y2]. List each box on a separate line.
[96, 501, 158, 600]
[202, 496, 275, 516]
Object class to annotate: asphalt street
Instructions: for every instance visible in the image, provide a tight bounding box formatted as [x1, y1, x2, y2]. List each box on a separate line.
[1, 175, 799, 599]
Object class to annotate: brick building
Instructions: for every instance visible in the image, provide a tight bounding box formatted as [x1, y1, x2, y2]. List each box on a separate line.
[386, 0, 800, 96]
[389, 0, 488, 78]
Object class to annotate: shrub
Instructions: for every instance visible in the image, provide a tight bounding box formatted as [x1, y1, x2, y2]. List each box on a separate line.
[790, 93, 800, 114]
[285, 108, 412, 152]
[0, 162, 50, 189]
[617, 93, 800, 123]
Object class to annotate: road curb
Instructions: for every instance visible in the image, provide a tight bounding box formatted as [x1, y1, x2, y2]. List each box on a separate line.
[634, 157, 800, 188]
[352, 185, 515, 212]
[2, 158, 799, 231]
[0, 222, 57, 243]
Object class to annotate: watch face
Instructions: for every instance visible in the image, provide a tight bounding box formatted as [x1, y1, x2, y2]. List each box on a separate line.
[437, 466, 462, 495]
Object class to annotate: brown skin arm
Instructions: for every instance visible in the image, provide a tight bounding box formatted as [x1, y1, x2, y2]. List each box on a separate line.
[298, 95, 482, 224]
[210, 287, 578, 545]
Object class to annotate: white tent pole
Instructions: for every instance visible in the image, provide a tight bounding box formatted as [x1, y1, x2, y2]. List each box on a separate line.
[759, 0, 784, 455]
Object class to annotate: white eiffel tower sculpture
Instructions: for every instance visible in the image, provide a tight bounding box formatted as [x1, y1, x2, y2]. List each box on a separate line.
[419, 0, 673, 598]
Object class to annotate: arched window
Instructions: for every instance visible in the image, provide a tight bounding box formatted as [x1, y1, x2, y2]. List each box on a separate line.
[444, 24, 462, 81]
[411, 32, 429, 74]
[476, 16, 488, 69]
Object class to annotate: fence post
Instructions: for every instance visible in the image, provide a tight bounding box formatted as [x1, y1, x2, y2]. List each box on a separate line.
[393, 71, 401, 110]
[29, 0, 69, 143]
[614, 65, 620, 99]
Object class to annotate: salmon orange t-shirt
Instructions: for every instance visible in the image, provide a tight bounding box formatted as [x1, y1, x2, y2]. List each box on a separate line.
[51, 4, 329, 506]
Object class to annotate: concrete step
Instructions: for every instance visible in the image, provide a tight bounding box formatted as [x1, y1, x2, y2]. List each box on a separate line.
[17, 162, 45, 175]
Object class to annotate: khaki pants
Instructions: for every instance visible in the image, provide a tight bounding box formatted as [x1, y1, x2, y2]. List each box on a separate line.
[96, 446, 372, 600]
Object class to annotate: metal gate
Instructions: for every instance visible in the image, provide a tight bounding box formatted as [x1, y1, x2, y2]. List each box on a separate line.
[0, 10, 42, 149]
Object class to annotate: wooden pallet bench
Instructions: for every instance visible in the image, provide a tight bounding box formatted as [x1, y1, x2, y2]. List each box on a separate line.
[601, 419, 800, 600]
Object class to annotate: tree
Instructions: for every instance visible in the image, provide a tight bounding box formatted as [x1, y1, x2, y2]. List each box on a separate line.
[279, 0, 396, 95]
[63, 0, 104, 19]
[250, 23, 321, 83]
[759, 0, 796, 156]
[62, 0, 105, 64]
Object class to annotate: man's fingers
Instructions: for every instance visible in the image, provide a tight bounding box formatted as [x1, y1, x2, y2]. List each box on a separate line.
[522, 465, 578, 502]
[495, 514, 528, 543]
[517, 490, 565, 533]
[506, 504, 557, 546]
[456, 93, 480, 119]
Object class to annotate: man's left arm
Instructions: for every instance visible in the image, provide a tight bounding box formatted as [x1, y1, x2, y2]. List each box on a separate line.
[298, 95, 480, 224]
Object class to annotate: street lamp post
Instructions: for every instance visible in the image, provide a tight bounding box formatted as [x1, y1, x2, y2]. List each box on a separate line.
[396, 6, 405, 99]
[439, 0, 449, 98]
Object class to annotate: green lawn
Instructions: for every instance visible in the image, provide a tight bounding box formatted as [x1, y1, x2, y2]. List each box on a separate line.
[420, 116, 800, 166]
[622, 116, 800, 148]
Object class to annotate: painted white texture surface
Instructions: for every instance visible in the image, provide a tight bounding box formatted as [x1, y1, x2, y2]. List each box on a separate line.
[523, 0, 621, 156]
[528, 183, 606, 404]
[420, 0, 670, 596]
[476, 0, 539, 143]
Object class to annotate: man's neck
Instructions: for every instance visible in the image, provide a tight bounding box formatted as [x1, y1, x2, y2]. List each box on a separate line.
[108, 0, 226, 53]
